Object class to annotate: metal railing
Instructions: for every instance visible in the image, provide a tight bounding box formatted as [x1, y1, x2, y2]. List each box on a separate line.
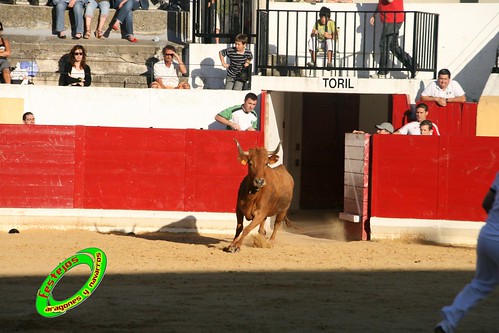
[192, 0, 261, 43]
[256, 10, 439, 78]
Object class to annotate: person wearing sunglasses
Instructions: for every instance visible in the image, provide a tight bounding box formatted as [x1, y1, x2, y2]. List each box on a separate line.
[61, 45, 92, 87]
[150, 44, 190, 89]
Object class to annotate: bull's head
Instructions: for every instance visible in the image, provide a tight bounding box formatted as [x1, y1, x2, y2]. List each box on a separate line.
[234, 139, 280, 191]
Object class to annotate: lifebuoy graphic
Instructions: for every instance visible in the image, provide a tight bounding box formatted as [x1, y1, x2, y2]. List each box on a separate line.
[36, 247, 107, 318]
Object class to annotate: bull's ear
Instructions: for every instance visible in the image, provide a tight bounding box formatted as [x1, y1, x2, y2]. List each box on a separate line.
[268, 154, 280, 165]
[238, 155, 248, 165]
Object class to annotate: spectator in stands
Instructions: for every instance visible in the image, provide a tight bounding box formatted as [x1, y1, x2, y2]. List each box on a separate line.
[0, 22, 11, 84]
[208, 0, 231, 44]
[306, 6, 336, 69]
[353, 122, 394, 134]
[434, 171, 499, 333]
[419, 120, 433, 135]
[150, 45, 190, 89]
[112, 0, 149, 43]
[394, 103, 440, 135]
[84, 0, 111, 39]
[369, 0, 415, 79]
[219, 33, 253, 90]
[61, 45, 92, 87]
[421, 68, 466, 106]
[53, 0, 85, 39]
[23, 112, 35, 125]
[215, 92, 258, 131]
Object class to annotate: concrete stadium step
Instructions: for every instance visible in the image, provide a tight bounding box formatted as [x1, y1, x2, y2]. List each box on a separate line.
[0, 3, 189, 38]
[33, 71, 149, 88]
[8, 34, 164, 87]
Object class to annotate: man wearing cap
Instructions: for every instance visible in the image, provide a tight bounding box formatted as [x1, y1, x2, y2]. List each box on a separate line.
[353, 121, 393, 134]
[394, 103, 440, 135]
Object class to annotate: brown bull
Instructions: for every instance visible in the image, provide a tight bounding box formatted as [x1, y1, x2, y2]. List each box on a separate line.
[224, 139, 294, 253]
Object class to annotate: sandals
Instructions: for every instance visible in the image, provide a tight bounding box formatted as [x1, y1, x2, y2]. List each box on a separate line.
[127, 35, 138, 43]
[112, 22, 120, 31]
[94, 30, 105, 39]
[57, 32, 67, 39]
[83, 31, 91, 39]
[73, 33, 82, 40]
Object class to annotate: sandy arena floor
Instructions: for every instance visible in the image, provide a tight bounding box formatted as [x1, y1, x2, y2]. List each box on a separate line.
[1, 212, 498, 333]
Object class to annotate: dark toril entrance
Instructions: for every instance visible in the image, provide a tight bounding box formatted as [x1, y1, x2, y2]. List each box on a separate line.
[300, 93, 359, 209]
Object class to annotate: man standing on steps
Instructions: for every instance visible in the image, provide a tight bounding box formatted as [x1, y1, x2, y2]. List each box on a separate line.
[369, 0, 415, 79]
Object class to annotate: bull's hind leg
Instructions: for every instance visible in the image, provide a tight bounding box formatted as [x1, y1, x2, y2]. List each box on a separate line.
[268, 212, 287, 248]
[224, 216, 266, 253]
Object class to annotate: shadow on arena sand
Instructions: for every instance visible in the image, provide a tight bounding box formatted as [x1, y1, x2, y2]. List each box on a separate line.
[3, 270, 499, 332]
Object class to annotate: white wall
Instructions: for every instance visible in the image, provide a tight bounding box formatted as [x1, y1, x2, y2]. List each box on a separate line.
[0, 85, 258, 130]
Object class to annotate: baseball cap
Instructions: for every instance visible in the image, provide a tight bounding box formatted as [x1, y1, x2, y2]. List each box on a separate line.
[375, 122, 394, 134]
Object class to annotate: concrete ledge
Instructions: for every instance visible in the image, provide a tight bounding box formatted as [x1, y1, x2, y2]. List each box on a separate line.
[370, 217, 482, 246]
[0, 3, 189, 36]
[0, 208, 239, 235]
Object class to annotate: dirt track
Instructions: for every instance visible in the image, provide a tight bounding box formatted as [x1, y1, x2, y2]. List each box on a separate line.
[1, 219, 498, 333]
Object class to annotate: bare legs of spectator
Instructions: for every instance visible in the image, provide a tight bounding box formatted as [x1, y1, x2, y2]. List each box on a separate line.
[85, 0, 110, 39]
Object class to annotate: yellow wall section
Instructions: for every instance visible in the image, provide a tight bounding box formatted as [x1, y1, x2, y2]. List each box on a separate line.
[477, 96, 499, 137]
[0, 98, 24, 124]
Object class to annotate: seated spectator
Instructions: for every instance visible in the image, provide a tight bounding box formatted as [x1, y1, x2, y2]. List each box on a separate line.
[84, 0, 111, 39]
[419, 120, 434, 135]
[306, 6, 336, 69]
[420, 68, 466, 107]
[353, 122, 394, 135]
[53, 0, 85, 39]
[112, 0, 148, 43]
[214, 92, 258, 131]
[150, 45, 190, 89]
[23, 112, 35, 125]
[0, 22, 11, 84]
[394, 103, 440, 135]
[61, 45, 92, 87]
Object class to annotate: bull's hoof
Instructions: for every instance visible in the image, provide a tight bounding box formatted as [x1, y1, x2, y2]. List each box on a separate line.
[223, 246, 240, 253]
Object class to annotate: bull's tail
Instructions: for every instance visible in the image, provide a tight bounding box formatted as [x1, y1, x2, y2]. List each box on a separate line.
[283, 216, 300, 231]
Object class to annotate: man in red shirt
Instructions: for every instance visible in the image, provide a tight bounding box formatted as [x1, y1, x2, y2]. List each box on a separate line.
[369, 0, 415, 78]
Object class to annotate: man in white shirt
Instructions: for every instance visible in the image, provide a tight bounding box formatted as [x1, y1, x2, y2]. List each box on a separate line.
[150, 45, 190, 89]
[394, 103, 440, 135]
[215, 92, 258, 131]
[421, 68, 466, 107]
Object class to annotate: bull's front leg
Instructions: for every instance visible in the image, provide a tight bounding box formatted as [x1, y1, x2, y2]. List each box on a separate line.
[224, 214, 266, 253]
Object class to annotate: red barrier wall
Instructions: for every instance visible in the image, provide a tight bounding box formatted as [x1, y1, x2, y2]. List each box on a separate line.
[371, 135, 499, 221]
[0, 125, 263, 212]
[391, 96, 477, 137]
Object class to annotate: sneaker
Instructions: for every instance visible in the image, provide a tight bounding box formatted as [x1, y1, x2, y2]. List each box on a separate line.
[306, 62, 316, 68]
[434, 325, 446, 333]
[370, 73, 387, 79]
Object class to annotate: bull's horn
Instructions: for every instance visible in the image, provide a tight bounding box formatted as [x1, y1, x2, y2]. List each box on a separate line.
[234, 138, 248, 155]
[267, 141, 281, 156]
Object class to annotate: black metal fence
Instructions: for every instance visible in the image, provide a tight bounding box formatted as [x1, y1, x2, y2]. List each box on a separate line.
[256, 10, 439, 78]
[193, 0, 261, 44]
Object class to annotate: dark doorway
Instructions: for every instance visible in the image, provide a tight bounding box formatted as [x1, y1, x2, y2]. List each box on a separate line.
[300, 93, 360, 209]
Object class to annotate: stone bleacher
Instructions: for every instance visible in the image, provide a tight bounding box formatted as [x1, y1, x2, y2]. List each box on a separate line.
[0, 3, 189, 88]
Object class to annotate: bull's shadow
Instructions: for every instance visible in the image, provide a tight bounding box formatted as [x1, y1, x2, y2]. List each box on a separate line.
[97, 215, 227, 248]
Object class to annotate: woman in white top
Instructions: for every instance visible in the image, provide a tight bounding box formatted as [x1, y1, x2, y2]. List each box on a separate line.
[62, 45, 92, 87]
